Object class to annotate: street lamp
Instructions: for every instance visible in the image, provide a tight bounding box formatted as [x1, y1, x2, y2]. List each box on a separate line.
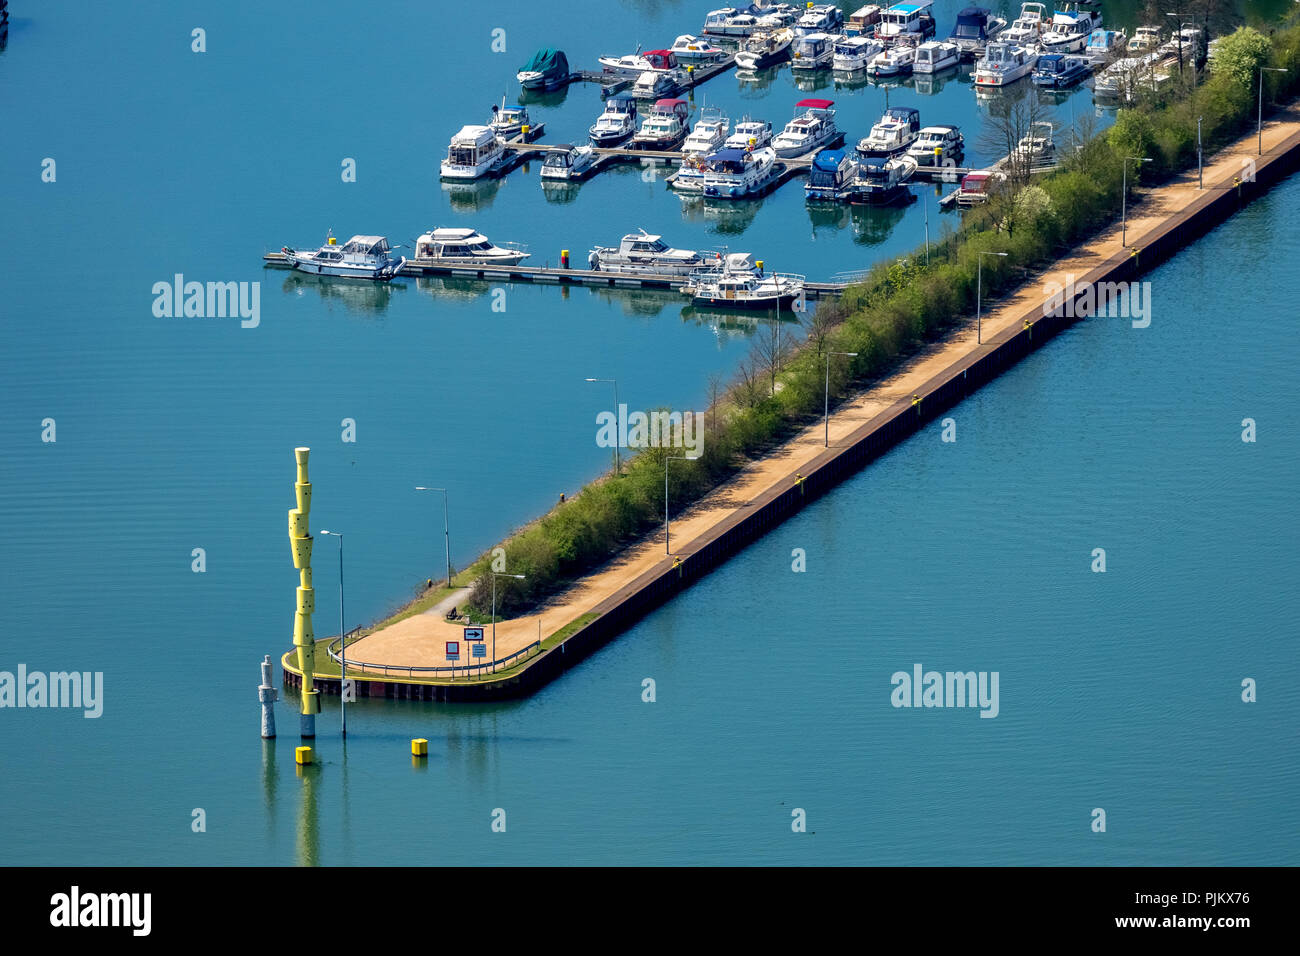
[585, 377, 620, 475]
[664, 453, 700, 555]
[1122, 156, 1152, 247]
[489, 571, 526, 673]
[319, 530, 346, 737]
[977, 251, 1008, 344]
[413, 486, 452, 589]
[1259, 67, 1288, 155]
[823, 351, 858, 447]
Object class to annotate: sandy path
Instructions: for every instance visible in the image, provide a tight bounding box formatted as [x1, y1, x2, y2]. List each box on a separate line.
[344, 106, 1300, 672]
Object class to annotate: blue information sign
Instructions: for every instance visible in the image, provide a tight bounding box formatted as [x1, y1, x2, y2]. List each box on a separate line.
[472, 643, 487, 659]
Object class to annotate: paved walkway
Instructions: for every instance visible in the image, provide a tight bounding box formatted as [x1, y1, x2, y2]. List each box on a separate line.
[343, 107, 1300, 672]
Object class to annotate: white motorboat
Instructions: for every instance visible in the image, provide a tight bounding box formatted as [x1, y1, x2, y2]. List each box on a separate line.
[413, 228, 529, 265]
[947, 6, 1006, 58]
[856, 106, 921, 158]
[1013, 121, 1055, 165]
[588, 230, 708, 275]
[1127, 26, 1163, 55]
[440, 125, 505, 180]
[1001, 3, 1048, 47]
[907, 124, 963, 165]
[833, 35, 884, 71]
[913, 40, 961, 73]
[631, 98, 691, 150]
[1039, 2, 1102, 54]
[631, 69, 683, 99]
[735, 27, 794, 70]
[846, 5, 883, 37]
[684, 107, 730, 156]
[701, 146, 779, 198]
[589, 92, 638, 147]
[489, 101, 533, 140]
[791, 31, 836, 70]
[540, 143, 598, 181]
[283, 234, 405, 281]
[599, 48, 680, 77]
[771, 98, 839, 158]
[724, 118, 774, 149]
[973, 42, 1037, 86]
[866, 42, 917, 76]
[847, 154, 917, 204]
[1083, 28, 1128, 65]
[670, 34, 729, 61]
[683, 253, 804, 310]
[703, 4, 800, 37]
[794, 4, 844, 36]
[874, 1, 936, 45]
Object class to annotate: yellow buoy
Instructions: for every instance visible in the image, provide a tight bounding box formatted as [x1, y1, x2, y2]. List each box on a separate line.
[412, 738, 428, 757]
[295, 746, 313, 765]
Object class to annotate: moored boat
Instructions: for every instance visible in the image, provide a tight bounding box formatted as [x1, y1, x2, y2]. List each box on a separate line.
[874, 1, 936, 45]
[414, 228, 529, 264]
[540, 143, 598, 181]
[589, 92, 639, 147]
[973, 41, 1037, 86]
[588, 229, 708, 274]
[771, 98, 839, 158]
[791, 31, 836, 70]
[283, 234, 405, 280]
[1001, 3, 1047, 47]
[906, 124, 963, 165]
[1032, 52, 1091, 87]
[517, 47, 570, 90]
[1083, 28, 1128, 65]
[489, 101, 533, 140]
[866, 42, 917, 77]
[701, 146, 780, 198]
[440, 125, 505, 180]
[684, 107, 731, 156]
[856, 106, 921, 158]
[845, 5, 883, 37]
[683, 253, 804, 309]
[671, 34, 729, 61]
[847, 154, 917, 204]
[735, 28, 794, 70]
[599, 48, 680, 77]
[724, 117, 775, 149]
[794, 3, 844, 36]
[947, 6, 1006, 59]
[1038, 1, 1103, 54]
[630, 98, 691, 150]
[833, 35, 885, 71]
[913, 40, 960, 73]
[805, 148, 860, 201]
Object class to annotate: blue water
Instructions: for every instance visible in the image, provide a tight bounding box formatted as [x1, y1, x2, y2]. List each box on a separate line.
[1, 2, 1296, 865]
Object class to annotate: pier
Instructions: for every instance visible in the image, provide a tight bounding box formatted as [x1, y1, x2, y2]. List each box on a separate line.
[566, 55, 736, 97]
[282, 107, 1300, 701]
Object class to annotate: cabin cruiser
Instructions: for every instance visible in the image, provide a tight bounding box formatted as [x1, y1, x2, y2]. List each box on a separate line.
[846, 5, 883, 36]
[440, 125, 505, 180]
[947, 6, 1006, 58]
[735, 28, 794, 70]
[1160, 27, 1206, 66]
[973, 42, 1037, 86]
[791, 32, 836, 70]
[700, 146, 779, 198]
[1094, 52, 1174, 101]
[833, 35, 884, 71]
[414, 228, 529, 265]
[794, 4, 844, 36]
[724, 118, 774, 149]
[848, 155, 917, 204]
[1001, 3, 1047, 47]
[805, 149, 860, 201]
[588, 230, 707, 275]
[517, 47, 570, 90]
[682, 253, 804, 310]
[1083, 29, 1127, 65]
[631, 98, 690, 150]
[1127, 26, 1162, 55]
[866, 43, 916, 77]
[1038, 3, 1103, 54]
[540, 143, 598, 181]
[913, 40, 960, 73]
[856, 106, 921, 158]
[954, 170, 1001, 205]
[599, 48, 680, 77]
[1013, 122, 1055, 164]
[489, 102, 533, 141]
[670, 34, 729, 62]
[702, 4, 800, 37]
[684, 107, 730, 156]
[771, 98, 839, 158]
[589, 93, 638, 147]
[906, 124, 963, 165]
[631, 69, 682, 99]
[1032, 53, 1090, 87]
[283, 234, 405, 281]
[874, 2, 936, 45]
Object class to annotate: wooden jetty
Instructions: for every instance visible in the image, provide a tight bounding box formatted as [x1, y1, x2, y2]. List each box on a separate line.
[567, 55, 736, 98]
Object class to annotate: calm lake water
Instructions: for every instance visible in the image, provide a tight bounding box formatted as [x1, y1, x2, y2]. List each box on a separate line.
[0, 1, 1296, 865]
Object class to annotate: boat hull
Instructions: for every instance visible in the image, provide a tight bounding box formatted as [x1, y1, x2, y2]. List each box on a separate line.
[287, 256, 405, 281]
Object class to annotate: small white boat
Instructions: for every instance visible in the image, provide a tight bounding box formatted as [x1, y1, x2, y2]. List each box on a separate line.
[913, 39, 960, 73]
[703, 4, 800, 37]
[701, 146, 779, 198]
[857, 106, 921, 158]
[833, 35, 884, 71]
[724, 118, 774, 149]
[973, 42, 1037, 86]
[1039, 2, 1102, 54]
[873, 1, 936, 45]
[283, 234, 405, 281]
[670, 34, 729, 61]
[631, 69, 682, 99]
[489, 101, 533, 140]
[599, 48, 680, 77]
[735, 27, 794, 70]
[794, 4, 844, 36]
[414, 228, 529, 265]
[1083, 29, 1128, 65]
[588, 229, 708, 275]
[440, 125, 505, 180]
[771, 98, 839, 158]
[867, 42, 917, 77]
[631, 98, 691, 150]
[589, 92, 639, 147]
[684, 107, 730, 156]
[1127, 26, 1163, 55]
[907, 124, 963, 165]
[1013, 121, 1055, 165]
[683, 253, 804, 310]
[1001, 3, 1047, 47]
[791, 31, 836, 70]
[540, 143, 598, 181]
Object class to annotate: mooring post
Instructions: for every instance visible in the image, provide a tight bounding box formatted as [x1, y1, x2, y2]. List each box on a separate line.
[259, 655, 278, 739]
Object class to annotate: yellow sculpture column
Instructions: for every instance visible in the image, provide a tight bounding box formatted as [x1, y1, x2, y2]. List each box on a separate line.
[290, 447, 320, 737]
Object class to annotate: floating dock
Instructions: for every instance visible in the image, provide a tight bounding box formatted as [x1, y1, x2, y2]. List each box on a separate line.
[567, 55, 736, 98]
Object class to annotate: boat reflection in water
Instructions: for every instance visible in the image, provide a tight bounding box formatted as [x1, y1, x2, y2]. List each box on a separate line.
[414, 275, 500, 304]
[540, 179, 582, 204]
[441, 175, 509, 212]
[281, 271, 404, 315]
[678, 192, 765, 233]
[804, 199, 911, 245]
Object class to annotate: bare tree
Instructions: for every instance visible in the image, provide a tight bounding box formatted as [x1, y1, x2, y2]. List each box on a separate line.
[751, 319, 793, 396]
[978, 93, 1056, 187]
[733, 355, 766, 409]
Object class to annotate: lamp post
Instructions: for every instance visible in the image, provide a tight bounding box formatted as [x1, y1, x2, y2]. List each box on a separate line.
[319, 530, 346, 737]
[490, 572, 526, 673]
[585, 377, 620, 475]
[977, 251, 1008, 345]
[413, 486, 452, 589]
[1197, 116, 1203, 189]
[664, 453, 700, 555]
[1259, 67, 1288, 155]
[1122, 157, 1152, 247]
[823, 351, 858, 447]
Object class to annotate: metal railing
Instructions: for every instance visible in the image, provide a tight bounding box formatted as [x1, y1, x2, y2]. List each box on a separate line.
[324, 631, 543, 682]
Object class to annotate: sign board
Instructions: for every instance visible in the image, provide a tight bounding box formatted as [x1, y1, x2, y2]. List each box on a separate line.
[445, 641, 460, 661]
[472, 643, 487, 659]
[464, 626, 485, 642]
